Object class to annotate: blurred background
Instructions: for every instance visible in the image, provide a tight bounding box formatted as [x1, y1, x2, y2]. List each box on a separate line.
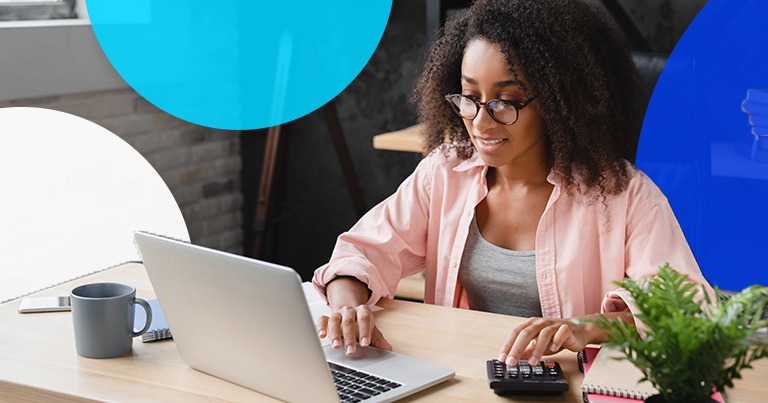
[0, 0, 706, 281]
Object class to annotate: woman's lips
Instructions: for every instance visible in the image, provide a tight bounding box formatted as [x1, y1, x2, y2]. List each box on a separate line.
[474, 137, 508, 153]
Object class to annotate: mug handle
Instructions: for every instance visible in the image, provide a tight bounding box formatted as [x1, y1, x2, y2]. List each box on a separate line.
[131, 298, 153, 338]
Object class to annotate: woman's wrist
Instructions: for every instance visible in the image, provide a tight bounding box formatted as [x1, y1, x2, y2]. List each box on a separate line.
[578, 311, 634, 344]
[582, 319, 608, 344]
[326, 276, 371, 310]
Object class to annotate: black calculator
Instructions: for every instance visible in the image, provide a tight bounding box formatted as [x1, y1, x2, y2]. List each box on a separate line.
[486, 359, 569, 395]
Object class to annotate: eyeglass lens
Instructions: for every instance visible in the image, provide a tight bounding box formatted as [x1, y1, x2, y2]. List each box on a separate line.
[449, 95, 518, 125]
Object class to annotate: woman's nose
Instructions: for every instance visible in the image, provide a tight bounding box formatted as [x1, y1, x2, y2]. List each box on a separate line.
[471, 103, 499, 132]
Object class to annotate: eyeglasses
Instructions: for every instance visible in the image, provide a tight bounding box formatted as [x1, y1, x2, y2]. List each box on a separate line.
[444, 94, 536, 126]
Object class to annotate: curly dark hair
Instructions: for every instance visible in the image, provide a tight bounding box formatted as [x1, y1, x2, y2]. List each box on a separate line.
[413, 0, 643, 196]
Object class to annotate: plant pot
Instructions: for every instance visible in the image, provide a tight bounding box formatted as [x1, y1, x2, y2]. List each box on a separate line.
[644, 394, 718, 403]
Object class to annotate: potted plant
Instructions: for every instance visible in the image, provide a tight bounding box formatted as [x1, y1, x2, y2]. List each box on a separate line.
[594, 264, 768, 403]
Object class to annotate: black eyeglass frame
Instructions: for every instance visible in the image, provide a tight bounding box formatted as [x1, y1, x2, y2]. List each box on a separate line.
[444, 94, 537, 126]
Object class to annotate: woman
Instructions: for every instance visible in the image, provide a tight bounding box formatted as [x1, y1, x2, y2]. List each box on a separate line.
[313, 0, 712, 367]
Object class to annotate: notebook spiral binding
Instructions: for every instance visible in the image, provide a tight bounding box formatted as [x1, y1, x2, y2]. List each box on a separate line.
[577, 349, 587, 373]
[582, 384, 650, 400]
[1, 260, 139, 305]
[578, 347, 653, 403]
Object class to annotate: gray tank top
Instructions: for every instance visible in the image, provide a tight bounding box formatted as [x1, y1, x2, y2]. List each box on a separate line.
[458, 216, 543, 317]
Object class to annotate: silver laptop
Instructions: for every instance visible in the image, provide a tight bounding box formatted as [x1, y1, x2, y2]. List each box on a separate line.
[134, 232, 454, 403]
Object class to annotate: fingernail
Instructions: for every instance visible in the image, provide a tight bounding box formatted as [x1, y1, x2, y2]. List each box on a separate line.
[360, 337, 370, 346]
[498, 353, 507, 362]
[318, 330, 326, 338]
[346, 345, 355, 355]
[549, 342, 557, 351]
[332, 339, 341, 349]
[506, 357, 517, 366]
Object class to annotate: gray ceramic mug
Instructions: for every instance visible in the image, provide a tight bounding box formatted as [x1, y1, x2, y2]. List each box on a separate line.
[70, 283, 152, 359]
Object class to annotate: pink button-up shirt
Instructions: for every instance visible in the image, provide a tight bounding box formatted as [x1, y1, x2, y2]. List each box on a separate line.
[313, 146, 711, 318]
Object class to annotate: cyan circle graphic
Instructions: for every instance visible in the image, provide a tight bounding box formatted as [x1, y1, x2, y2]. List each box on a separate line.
[636, 0, 768, 290]
[87, 1, 392, 130]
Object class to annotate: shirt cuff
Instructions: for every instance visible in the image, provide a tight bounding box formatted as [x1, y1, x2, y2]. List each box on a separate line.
[312, 270, 382, 307]
[601, 288, 648, 335]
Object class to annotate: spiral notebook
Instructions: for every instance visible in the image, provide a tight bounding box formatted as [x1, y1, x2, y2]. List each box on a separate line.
[581, 346, 724, 403]
[133, 298, 172, 342]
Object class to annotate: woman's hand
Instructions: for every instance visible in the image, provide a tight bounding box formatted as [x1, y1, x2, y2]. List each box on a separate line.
[315, 305, 392, 355]
[498, 315, 608, 366]
[315, 276, 393, 356]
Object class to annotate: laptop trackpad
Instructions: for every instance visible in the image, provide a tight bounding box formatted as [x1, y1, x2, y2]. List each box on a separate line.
[323, 345, 397, 368]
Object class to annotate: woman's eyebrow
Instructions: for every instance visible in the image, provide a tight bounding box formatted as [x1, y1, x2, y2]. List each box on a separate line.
[461, 75, 523, 88]
[493, 79, 523, 88]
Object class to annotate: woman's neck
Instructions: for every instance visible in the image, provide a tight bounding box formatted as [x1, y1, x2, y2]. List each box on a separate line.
[489, 151, 551, 190]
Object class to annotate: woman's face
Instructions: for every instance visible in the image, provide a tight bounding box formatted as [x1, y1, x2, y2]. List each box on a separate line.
[460, 38, 547, 169]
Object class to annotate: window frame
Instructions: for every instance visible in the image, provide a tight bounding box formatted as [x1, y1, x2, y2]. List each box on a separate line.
[0, 0, 77, 22]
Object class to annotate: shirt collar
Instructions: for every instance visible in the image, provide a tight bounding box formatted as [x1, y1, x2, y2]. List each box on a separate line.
[452, 152, 485, 172]
[452, 151, 565, 187]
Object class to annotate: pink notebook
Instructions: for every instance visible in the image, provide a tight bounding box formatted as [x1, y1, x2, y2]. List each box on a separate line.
[581, 346, 724, 403]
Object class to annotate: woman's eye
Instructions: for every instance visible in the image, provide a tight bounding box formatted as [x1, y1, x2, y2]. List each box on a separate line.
[499, 100, 520, 107]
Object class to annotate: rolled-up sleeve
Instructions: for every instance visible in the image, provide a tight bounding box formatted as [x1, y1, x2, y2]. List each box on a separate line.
[312, 157, 433, 306]
[602, 178, 714, 315]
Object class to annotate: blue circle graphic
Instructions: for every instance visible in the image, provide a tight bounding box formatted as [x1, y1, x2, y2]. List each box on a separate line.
[637, 0, 768, 289]
[87, 1, 392, 130]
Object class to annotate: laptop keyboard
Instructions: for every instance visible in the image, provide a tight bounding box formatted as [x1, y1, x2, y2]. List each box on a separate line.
[329, 362, 402, 402]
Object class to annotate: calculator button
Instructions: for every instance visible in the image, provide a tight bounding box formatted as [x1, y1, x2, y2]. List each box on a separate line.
[486, 359, 568, 395]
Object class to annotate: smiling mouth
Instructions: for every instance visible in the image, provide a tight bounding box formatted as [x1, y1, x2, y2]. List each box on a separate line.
[478, 138, 506, 146]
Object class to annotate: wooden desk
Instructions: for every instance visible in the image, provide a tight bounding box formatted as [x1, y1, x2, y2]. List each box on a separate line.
[1, 263, 766, 402]
[372, 124, 425, 153]
[394, 272, 426, 302]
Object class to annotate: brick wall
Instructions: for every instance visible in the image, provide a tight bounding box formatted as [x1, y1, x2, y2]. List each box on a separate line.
[0, 88, 243, 254]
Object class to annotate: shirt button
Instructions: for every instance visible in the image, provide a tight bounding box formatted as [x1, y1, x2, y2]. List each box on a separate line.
[465, 209, 472, 217]
[451, 260, 458, 268]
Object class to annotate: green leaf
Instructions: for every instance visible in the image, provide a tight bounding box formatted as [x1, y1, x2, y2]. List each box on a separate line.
[588, 264, 768, 400]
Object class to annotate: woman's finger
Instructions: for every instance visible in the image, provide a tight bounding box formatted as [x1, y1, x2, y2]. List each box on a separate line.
[338, 306, 359, 355]
[370, 326, 393, 351]
[510, 323, 545, 365]
[499, 319, 526, 363]
[327, 311, 344, 350]
[355, 305, 374, 347]
[315, 315, 329, 339]
[501, 318, 541, 366]
[552, 322, 589, 353]
[529, 325, 559, 364]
